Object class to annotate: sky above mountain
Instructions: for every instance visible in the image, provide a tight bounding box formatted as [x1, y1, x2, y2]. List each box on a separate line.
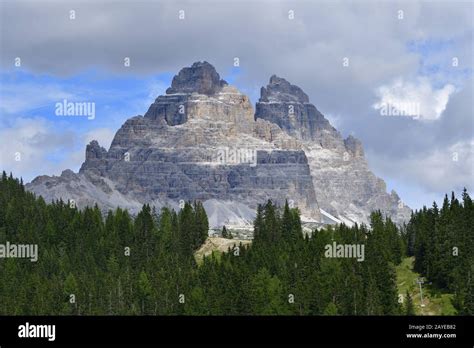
[0, 0, 472, 210]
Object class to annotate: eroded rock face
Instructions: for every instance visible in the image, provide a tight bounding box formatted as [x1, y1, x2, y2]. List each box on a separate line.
[26, 61, 410, 228]
[166, 61, 227, 95]
[255, 75, 339, 145]
[145, 83, 254, 133]
[260, 75, 309, 103]
[255, 76, 411, 225]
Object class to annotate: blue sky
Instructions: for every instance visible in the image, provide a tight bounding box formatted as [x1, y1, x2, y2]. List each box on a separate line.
[0, 70, 161, 164]
[0, 0, 472, 210]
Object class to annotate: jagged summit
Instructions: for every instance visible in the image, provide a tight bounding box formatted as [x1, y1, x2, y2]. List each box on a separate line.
[165, 61, 227, 96]
[26, 61, 411, 229]
[80, 140, 108, 174]
[256, 75, 335, 143]
[144, 61, 253, 130]
[85, 140, 107, 159]
[261, 75, 309, 103]
[255, 75, 410, 225]
[343, 134, 364, 157]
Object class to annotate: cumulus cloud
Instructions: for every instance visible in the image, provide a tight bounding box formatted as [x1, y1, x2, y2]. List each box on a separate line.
[372, 77, 456, 121]
[83, 127, 116, 150]
[0, 117, 116, 182]
[0, 117, 77, 180]
[0, 81, 74, 115]
[416, 140, 474, 192]
[0, 0, 472, 208]
[368, 139, 473, 194]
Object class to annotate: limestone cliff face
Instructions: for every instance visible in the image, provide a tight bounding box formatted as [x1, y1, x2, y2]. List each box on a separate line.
[255, 76, 411, 225]
[144, 84, 255, 134]
[28, 62, 321, 227]
[27, 61, 410, 228]
[256, 75, 338, 145]
[166, 61, 228, 96]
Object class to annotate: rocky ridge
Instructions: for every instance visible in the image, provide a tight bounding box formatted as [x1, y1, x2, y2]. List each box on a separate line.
[27, 61, 411, 228]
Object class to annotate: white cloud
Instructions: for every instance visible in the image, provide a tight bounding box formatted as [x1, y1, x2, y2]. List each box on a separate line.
[417, 140, 474, 190]
[0, 82, 74, 115]
[0, 117, 117, 182]
[0, 0, 471, 209]
[323, 113, 343, 130]
[0, 117, 77, 181]
[135, 80, 169, 113]
[83, 128, 115, 150]
[147, 81, 168, 103]
[367, 139, 474, 195]
[373, 77, 455, 121]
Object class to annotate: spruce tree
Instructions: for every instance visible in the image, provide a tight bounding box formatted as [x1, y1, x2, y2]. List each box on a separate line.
[405, 290, 415, 315]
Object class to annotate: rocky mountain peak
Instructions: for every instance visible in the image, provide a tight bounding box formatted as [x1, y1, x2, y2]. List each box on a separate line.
[261, 75, 309, 103]
[256, 75, 336, 143]
[145, 61, 253, 129]
[344, 135, 364, 157]
[26, 62, 412, 229]
[165, 61, 228, 96]
[80, 140, 108, 175]
[85, 140, 107, 160]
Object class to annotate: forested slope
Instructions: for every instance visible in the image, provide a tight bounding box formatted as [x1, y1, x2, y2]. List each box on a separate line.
[0, 172, 472, 315]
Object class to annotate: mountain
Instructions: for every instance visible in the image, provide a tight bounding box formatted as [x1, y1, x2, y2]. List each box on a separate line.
[26, 61, 411, 228]
[255, 75, 411, 225]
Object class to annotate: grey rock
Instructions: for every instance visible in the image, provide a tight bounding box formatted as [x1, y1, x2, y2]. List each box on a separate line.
[27, 61, 411, 229]
[255, 75, 338, 144]
[344, 135, 364, 157]
[260, 75, 309, 103]
[165, 61, 227, 95]
[255, 75, 411, 225]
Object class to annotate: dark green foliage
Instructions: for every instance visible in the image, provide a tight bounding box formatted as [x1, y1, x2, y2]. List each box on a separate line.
[221, 226, 233, 239]
[199, 200, 401, 315]
[0, 173, 201, 315]
[0, 172, 469, 316]
[221, 225, 228, 238]
[405, 290, 415, 315]
[405, 189, 473, 314]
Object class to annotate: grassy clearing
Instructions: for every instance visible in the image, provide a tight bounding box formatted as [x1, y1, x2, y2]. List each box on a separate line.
[194, 237, 251, 265]
[396, 256, 457, 315]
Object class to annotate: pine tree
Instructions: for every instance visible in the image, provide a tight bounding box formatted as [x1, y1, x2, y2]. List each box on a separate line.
[323, 302, 339, 315]
[194, 201, 209, 247]
[63, 273, 78, 314]
[134, 204, 155, 259]
[253, 204, 264, 243]
[282, 200, 293, 242]
[263, 200, 280, 244]
[249, 268, 288, 315]
[178, 201, 195, 257]
[405, 290, 415, 315]
[138, 271, 153, 314]
[0, 172, 471, 316]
